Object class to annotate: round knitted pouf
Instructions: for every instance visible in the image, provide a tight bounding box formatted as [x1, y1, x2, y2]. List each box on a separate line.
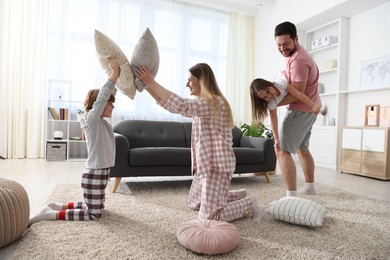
[0, 178, 30, 248]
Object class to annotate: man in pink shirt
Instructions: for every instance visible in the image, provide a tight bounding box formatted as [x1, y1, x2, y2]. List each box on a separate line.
[274, 21, 322, 197]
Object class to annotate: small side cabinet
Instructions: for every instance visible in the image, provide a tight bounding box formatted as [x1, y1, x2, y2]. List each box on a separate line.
[340, 127, 390, 180]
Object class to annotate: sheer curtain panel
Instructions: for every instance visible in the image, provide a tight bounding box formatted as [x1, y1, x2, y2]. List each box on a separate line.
[226, 13, 254, 127]
[0, 0, 49, 159]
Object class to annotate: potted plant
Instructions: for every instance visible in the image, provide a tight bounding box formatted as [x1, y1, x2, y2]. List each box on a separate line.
[240, 122, 273, 139]
[76, 109, 85, 121]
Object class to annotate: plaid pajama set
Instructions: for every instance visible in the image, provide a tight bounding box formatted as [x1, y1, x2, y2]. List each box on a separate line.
[158, 94, 253, 222]
[58, 80, 116, 221]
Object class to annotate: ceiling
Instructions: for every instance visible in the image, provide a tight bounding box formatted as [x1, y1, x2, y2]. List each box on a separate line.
[182, 0, 265, 16]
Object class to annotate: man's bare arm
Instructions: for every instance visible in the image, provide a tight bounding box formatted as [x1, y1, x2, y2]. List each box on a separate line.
[277, 81, 306, 106]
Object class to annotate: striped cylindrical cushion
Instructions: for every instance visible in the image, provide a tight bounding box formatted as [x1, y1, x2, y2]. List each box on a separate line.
[266, 197, 327, 227]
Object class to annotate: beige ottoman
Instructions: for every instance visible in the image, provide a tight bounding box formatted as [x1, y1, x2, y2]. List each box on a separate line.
[0, 178, 30, 248]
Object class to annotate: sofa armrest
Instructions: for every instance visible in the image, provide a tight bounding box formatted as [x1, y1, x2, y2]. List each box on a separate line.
[240, 136, 277, 171]
[110, 133, 130, 177]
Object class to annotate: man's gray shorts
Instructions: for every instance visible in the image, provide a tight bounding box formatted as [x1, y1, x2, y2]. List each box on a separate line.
[279, 109, 317, 154]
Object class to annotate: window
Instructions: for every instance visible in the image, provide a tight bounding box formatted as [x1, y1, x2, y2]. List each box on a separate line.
[47, 0, 229, 124]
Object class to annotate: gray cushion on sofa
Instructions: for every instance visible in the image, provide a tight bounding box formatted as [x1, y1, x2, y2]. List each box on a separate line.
[130, 147, 191, 166]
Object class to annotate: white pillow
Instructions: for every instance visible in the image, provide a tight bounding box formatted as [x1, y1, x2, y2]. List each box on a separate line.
[94, 30, 136, 99]
[130, 27, 159, 92]
[266, 197, 327, 227]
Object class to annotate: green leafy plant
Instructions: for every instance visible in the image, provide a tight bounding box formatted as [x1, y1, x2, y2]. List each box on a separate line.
[240, 122, 273, 139]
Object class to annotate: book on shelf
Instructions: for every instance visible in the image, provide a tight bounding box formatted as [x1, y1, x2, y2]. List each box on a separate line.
[48, 107, 59, 120]
[59, 108, 69, 120]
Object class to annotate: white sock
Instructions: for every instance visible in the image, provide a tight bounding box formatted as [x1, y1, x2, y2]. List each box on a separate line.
[298, 182, 316, 195]
[47, 202, 64, 210]
[29, 207, 57, 225]
[237, 189, 247, 200]
[286, 190, 297, 197]
[251, 197, 262, 220]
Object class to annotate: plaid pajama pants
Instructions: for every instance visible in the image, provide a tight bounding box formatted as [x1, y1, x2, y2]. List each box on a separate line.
[188, 172, 252, 222]
[59, 168, 109, 221]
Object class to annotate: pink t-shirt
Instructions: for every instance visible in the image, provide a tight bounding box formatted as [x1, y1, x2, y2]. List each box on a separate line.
[284, 44, 322, 112]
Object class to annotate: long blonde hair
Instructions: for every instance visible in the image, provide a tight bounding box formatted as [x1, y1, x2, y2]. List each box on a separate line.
[189, 63, 233, 128]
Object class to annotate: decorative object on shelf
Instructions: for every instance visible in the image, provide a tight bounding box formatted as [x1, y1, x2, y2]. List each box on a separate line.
[329, 116, 336, 126]
[320, 105, 328, 126]
[240, 122, 273, 139]
[324, 59, 337, 70]
[76, 109, 85, 121]
[360, 55, 390, 89]
[53, 131, 64, 140]
[48, 107, 59, 120]
[311, 35, 338, 50]
[318, 83, 325, 94]
[364, 104, 380, 127]
[380, 106, 390, 127]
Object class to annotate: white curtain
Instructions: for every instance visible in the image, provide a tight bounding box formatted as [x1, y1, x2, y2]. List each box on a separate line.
[0, 0, 49, 159]
[0, 0, 254, 159]
[226, 13, 254, 127]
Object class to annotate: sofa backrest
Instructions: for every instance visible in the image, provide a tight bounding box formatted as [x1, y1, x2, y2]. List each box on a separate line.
[113, 120, 188, 148]
[113, 120, 243, 148]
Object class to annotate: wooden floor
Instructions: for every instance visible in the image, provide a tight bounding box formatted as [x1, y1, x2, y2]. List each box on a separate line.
[1, 158, 389, 259]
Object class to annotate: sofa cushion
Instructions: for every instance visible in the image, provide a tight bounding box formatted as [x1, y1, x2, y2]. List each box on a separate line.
[130, 147, 191, 166]
[233, 147, 264, 164]
[114, 120, 187, 148]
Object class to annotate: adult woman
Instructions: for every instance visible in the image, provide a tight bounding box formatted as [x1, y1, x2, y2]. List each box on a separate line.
[136, 63, 260, 222]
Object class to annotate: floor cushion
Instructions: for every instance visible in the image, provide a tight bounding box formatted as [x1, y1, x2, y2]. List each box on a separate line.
[0, 178, 30, 247]
[176, 219, 240, 255]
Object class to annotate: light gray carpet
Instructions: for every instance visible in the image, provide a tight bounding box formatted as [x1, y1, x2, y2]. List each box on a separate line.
[13, 175, 390, 259]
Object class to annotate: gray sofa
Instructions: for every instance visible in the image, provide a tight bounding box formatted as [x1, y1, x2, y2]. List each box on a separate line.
[110, 120, 276, 192]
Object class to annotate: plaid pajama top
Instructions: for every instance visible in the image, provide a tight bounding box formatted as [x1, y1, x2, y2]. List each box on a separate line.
[158, 94, 236, 178]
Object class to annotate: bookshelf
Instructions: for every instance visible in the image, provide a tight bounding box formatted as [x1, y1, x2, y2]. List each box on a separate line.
[46, 80, 87, 161]
[296, 17, 349, 169]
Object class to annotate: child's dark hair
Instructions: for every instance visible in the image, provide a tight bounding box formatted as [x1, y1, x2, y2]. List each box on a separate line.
[249, 78, 274, 123]
[84, 89, 115, 112]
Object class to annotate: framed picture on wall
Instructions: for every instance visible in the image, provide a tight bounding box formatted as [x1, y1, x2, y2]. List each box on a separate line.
[364, 105, 380, 127]
[360, 55, 390, 89]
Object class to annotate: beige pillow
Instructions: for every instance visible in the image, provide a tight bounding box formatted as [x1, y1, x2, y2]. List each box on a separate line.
[130, 27, 160, 92]
[266, 197, 327, 227]
[94, 30, 136, 99]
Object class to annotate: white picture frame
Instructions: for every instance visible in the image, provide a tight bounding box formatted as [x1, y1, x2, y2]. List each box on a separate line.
[360, 55, 390, 89]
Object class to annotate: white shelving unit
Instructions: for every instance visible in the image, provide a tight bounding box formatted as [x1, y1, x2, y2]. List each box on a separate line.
[297, 17, 349, 169]
[46, 80, 87, 161]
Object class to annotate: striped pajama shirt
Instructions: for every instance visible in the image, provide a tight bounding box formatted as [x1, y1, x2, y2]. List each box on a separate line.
[158, 94, 253, 222]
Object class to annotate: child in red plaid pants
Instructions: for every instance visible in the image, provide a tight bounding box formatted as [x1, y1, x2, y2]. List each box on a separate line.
[29, 60, 119, 224]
